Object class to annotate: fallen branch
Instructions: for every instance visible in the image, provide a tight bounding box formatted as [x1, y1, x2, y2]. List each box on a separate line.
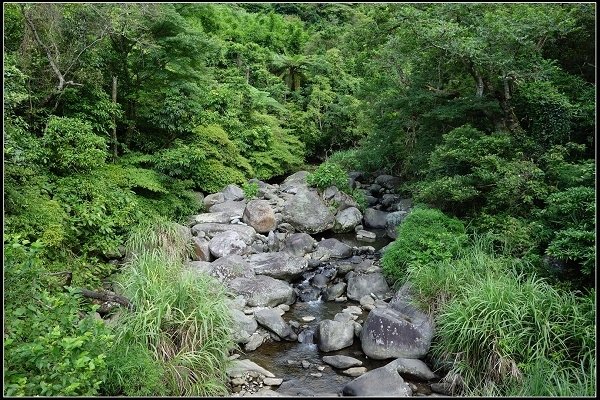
[78, 288, 135, 311]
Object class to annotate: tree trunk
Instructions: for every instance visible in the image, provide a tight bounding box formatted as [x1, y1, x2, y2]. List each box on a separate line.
[112, 76, 118, 162]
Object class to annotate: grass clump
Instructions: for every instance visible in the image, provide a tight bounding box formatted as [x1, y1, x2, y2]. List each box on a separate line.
[103, 219, 235, 396]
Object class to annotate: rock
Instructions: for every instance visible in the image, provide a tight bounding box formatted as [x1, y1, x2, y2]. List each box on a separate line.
[227, 359, 275, 379]
[322, 186, 339, 200]
[185, 260, 213, 275]
[368, 183, 382, 195]
[243, 200, 277, 233]
[343, 367, 367, 377]
[244, 332, 267, 352]
[263, 378, 283, 386]
[430, 382, 454, 396]
[282, 187, 335, 234]
[322, 355, 363, 369]
[302, 360, 311, 369]
[248, 252, 308, 281]
[365, 195, 378, 206]
[385, 211, 409, 239]
[248, 388, 283, 397]
[316, 319, 354, 352]
[360, 289, 434, 359]
[380, 194, 402, 210]
[333, 207, 363, 233]
[204, 192, 225, 208]
[389, 358, 438, 381]
[301, 316, 316, 322]
[360, 295, 376, 310]
[343, 305, 363, 315]
[209, 254, 254, 284]
[356, 229, 377, 241]
[222, 184, 245, 201]
[189, 236, 210, 261]
[229, 275, 296, 307]
[394, 198, 413, 212]
[313, 238, 353, 260]
[323, 282, 347, 301]
[276, 222, 295, 233]
[282, 233, 316, 257]
[254, 308, 294, 340]
[375, 174, 401, 190]
[279, 171, 310, 193]
[309, 372, 323, 378]
[297, 329, 314, 344]
[346, 271, 391, 301]
[209, 231, 247, 258]
[188, 212, 231, 226]
[209, 200, 246, 218]
[363, 208, 390, 229]
[342, 364, 412, 397]
[191, 223, 256, 244]
[231, 309, 258, 336]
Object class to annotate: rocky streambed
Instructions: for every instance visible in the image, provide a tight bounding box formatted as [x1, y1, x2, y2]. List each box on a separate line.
[178, 171, 456, 397]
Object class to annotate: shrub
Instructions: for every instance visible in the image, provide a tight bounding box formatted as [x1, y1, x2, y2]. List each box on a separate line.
[307, 161, 350, 192]
[381, 207, 467, 286]
[41, 116, 107, 174]
[3, 237, 114, 396]
[242, 181, 259, 199]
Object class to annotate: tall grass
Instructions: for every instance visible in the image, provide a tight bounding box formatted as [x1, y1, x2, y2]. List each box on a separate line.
[402, 233, 596, 396]
[103, 219, 235, 396]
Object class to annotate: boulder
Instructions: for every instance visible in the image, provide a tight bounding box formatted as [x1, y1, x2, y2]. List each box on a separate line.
[380, 194, 402, 210]
[222, 184, 245, 201]
[188, 212, 231, 226]
[279, 171, 310, 193]
[313, 238, 353, 260]
[323, 282, 347, 301]
[204, 192, 225, 208]
[185, 260, 213, 276]
[322, 355, 363, 369]
[346, 271, 391, 301]
[333, 207, 363, 233]
[342, 363, 412, 397]
[374, 174, 401, 190]
[210, 254, 254, 284]
[394, 198, 413, 212]
[229, 275, 296, 307]
[388, 358, 438, 381]
[254, 308, 294, 340]
[385, 211, 409, 239]
[191, 237, 211, 261]
[227, 359, 275, 379]
[363, 208, 389, 229]
[360, 285, 434, 359]
[282, 188, 335, 234]
[191, 223, 256, 244]
[248, 252, 308, 281]
[282, 233, 316, 257]
[231, 309, 258, 343]
[208, 200, 246, 218]
[316, 319, 354, 352]
[208, 231, 247, 258]
[243, 200, 277, 233]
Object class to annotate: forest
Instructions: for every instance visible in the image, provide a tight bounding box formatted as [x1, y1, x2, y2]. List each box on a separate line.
[3, 3, 595, 397]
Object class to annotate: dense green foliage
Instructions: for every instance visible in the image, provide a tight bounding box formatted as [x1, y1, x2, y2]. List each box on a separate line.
[3, 2, 594, 397]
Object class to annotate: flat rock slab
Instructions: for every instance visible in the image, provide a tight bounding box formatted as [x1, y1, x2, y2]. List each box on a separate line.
[188, 212, 231, 225]
[229, 275, 296, 307]
[322, 355, 363, 369]
[282, 187, 335, 234]
[227, 359, 275, 379]
[254, 307, 293, 339]
[389, 357, 438, 381]
[346, 271, 391, 301]
[343, 367, 367, 377]
[248, 252, 308, 281]
[191, 223, 256, 244]
[313, 238, 353, 260]
[342, 364, 412, 397]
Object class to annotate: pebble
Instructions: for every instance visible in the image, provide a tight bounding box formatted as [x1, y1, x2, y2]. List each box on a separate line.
[263, 377, 283, 386]
[301, 316, 316, 322]
[309, 372, 322, 378]
[316, 365, 326, 371]
[342, 367, 367, 377]
[335, 296, 348, 302]
[302, 360, 311, 369]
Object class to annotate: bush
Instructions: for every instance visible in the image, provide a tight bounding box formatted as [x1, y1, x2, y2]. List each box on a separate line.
[41, 116, 108, 174]
[307, 161, 350, 191]
[3, 237, 114, 396]
[242, 181, 259, 199]
[381, 207, 467, 286]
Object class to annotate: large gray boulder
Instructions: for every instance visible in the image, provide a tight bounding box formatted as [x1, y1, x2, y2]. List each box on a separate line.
[279, 171, 310, 193]
[313, 238, 353, 260]
[254, 308, 294, 340]
[222, 184, 245, 201]
[191, 223, 256, 244]
[209, 200, 246, 217]
[282, 188, 334, 234]
[208, 231, 247, 258]
[342, 362, 412, 397]
[388, 357, 438, 381]
[248, 252, 308, 281]
[209, 254, 254, 284]
[231, 309, 258, 343]
[333, 207, 363, 233]
[374, 174, 401, 190]
[243, 200, 277, 233]
[385, 211, 409, 239]
[229, 275, 296, 307]
[282, 233, 316, 257]
[316, 319, 354, 352]
[363, 208, 389, 229]
[346, 271, 391, 301]
[360, 284, 434, 359]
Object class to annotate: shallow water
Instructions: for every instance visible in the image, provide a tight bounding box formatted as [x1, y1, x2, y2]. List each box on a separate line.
[247, 299, 389, 396]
